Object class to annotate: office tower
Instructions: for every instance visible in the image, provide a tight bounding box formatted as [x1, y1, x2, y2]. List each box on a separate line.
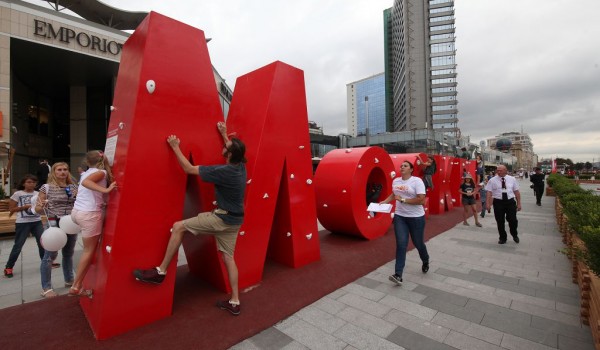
[384, 0, 459, 137]
[346, 73, 386, 137]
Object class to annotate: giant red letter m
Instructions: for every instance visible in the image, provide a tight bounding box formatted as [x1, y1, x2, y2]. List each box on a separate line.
[79, 12, 319, 339]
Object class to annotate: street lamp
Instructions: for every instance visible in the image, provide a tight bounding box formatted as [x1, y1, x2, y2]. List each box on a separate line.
[364, 96, 370, 147]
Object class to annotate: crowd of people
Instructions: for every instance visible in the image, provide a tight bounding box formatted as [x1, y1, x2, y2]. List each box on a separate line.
[2, 122, 246, 316]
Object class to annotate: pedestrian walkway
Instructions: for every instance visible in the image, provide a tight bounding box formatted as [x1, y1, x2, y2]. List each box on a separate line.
[233, 184, 595, 350]
[0, 181, 595, 350]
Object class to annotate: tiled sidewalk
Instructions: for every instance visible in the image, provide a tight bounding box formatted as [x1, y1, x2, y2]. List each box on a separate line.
[0, 181, 594, 350]
[232, 185, 595, 350]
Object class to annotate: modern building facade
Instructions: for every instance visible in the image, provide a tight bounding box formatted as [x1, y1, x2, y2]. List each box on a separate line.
[384, 0, 458, 137]
[487, 131, 537, 171]
[0, 0, 232, 192]
[346, 73, 386, 137]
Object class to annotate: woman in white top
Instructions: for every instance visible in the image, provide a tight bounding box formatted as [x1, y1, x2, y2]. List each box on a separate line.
[381, 161, 429, 285]
[69, 150, 117, 296]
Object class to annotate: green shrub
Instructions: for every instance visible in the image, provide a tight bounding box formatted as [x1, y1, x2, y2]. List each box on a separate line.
[562, 193, 600, 232]
[581, 226, 600, 276]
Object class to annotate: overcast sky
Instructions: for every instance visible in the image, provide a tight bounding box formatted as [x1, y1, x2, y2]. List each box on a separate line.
[34, 0, 600, 162]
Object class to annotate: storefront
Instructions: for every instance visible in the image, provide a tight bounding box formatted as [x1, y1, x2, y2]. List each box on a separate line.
[0, 0, 232, 192]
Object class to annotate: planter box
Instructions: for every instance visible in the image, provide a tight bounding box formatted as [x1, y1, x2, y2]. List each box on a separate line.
[546, 186, 555, 196]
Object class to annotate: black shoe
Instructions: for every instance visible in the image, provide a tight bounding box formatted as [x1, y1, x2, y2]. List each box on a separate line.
[217, 300, 241, 315]
[422, 262, 429, 273]
[498, 240, 507, 244]
[133, 268, 165, 284]
[388, 274, 403, 285]
[512, 235, 520, 243]
[536, 203, 541, 206]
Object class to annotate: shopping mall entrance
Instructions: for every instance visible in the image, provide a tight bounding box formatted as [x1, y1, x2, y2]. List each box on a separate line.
[9, 37, 119, 187]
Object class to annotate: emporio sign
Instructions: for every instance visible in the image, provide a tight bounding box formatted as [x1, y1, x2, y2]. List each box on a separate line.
[33, 19, 124, 55]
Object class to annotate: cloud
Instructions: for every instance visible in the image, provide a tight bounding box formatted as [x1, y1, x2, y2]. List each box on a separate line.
[34, 0, 599, 162]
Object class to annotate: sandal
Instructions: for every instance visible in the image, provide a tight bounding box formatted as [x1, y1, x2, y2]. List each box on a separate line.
[68, 287, 92, 298]
[41, 289, 57, 298]
[65, 281, 74, 287]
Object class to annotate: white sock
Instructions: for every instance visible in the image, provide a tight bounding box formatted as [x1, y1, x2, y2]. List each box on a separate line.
[229, 300, 240, 305]
[156, 267, 166, 275]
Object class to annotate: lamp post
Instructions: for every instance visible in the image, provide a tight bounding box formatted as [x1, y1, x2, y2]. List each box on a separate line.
[365, 96, 370, 147]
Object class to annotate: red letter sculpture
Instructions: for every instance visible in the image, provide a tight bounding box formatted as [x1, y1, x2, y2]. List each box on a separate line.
[315, 147, 394, 239]
[78, 12, 319, 339]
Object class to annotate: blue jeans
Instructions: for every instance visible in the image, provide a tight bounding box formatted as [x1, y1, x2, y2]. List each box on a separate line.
[393, 215, 429, 277]
[40, 233, 77, 290]
[5, 221, 44, 269]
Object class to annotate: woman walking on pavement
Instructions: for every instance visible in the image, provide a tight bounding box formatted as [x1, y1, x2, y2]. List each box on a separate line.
[459, 173, 482, 227]
[380, 161, 429, 286]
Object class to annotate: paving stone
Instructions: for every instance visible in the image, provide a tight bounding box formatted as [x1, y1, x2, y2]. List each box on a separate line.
[510, 300, 581, 327]
[295, 306, 347, 334]
[422, 296, 484, 324]
[342, 282, 386, 302]
[435, 267, 484, 283]
[353, 276, 381, 289]
[557, 334, 596, 350]
[281, 341, 310, 350]
[469, 269, 520, 285]
[465, 299, 531, 325]
[275, 316, 347, 350]
[519, 279, 578, 297]
[386, 326, 456, 350]
[500, 333, 560, 350]
[230, 339, 261, 350]
[384, 309, 451, 343]
[336, 305, 397, 338]
[333, 323, 402, 350]
[380, 294, 438, 321]
[531, 315, 593, 342]
[432, 312, 503, 345]
[480, 278, 537, 296]
[247, 327, 294, 350]
[375, 283, 427, 304]
[480, 314, 557, 347]
[337, 292, 391, 318]
[534, 289, 580, 306]
[443, 330, 504, 350]
[311, 296, 347, 316]
[413, 284, 469, 307]
[493, 288, 557, 310]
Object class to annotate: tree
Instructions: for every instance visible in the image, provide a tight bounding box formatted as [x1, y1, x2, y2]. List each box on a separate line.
[555, 157, 573, 166]
[585, 162, 592, 170]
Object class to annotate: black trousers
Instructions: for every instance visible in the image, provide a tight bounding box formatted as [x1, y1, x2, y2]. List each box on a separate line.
[493, 198, 518, 241]
[534, 184, 544, 204]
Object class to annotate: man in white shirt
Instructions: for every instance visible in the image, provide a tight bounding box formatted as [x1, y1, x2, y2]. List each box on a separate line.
[485, 165, 521, 244]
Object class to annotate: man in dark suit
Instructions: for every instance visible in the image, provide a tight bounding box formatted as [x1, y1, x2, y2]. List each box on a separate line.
[530, 167, 545, 206]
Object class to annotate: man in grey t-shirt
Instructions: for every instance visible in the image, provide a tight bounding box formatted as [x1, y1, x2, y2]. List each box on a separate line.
[134, 122, 247, 316]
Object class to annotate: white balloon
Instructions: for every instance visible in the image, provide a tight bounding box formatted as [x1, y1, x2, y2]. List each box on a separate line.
[41, 227, 68, 251]
[59, 215, 81, 235]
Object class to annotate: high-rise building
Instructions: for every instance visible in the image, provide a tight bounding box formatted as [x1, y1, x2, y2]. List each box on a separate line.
[346, 73, 386, 137]
[384, 0, 458, 137]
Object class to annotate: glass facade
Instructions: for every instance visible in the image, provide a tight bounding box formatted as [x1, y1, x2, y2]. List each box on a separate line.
[355, 73, 386, 135]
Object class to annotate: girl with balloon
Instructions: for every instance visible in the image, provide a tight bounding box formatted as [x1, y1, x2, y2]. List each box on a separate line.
[68, 150, 116, 296]
[36, 162, 78, 298]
